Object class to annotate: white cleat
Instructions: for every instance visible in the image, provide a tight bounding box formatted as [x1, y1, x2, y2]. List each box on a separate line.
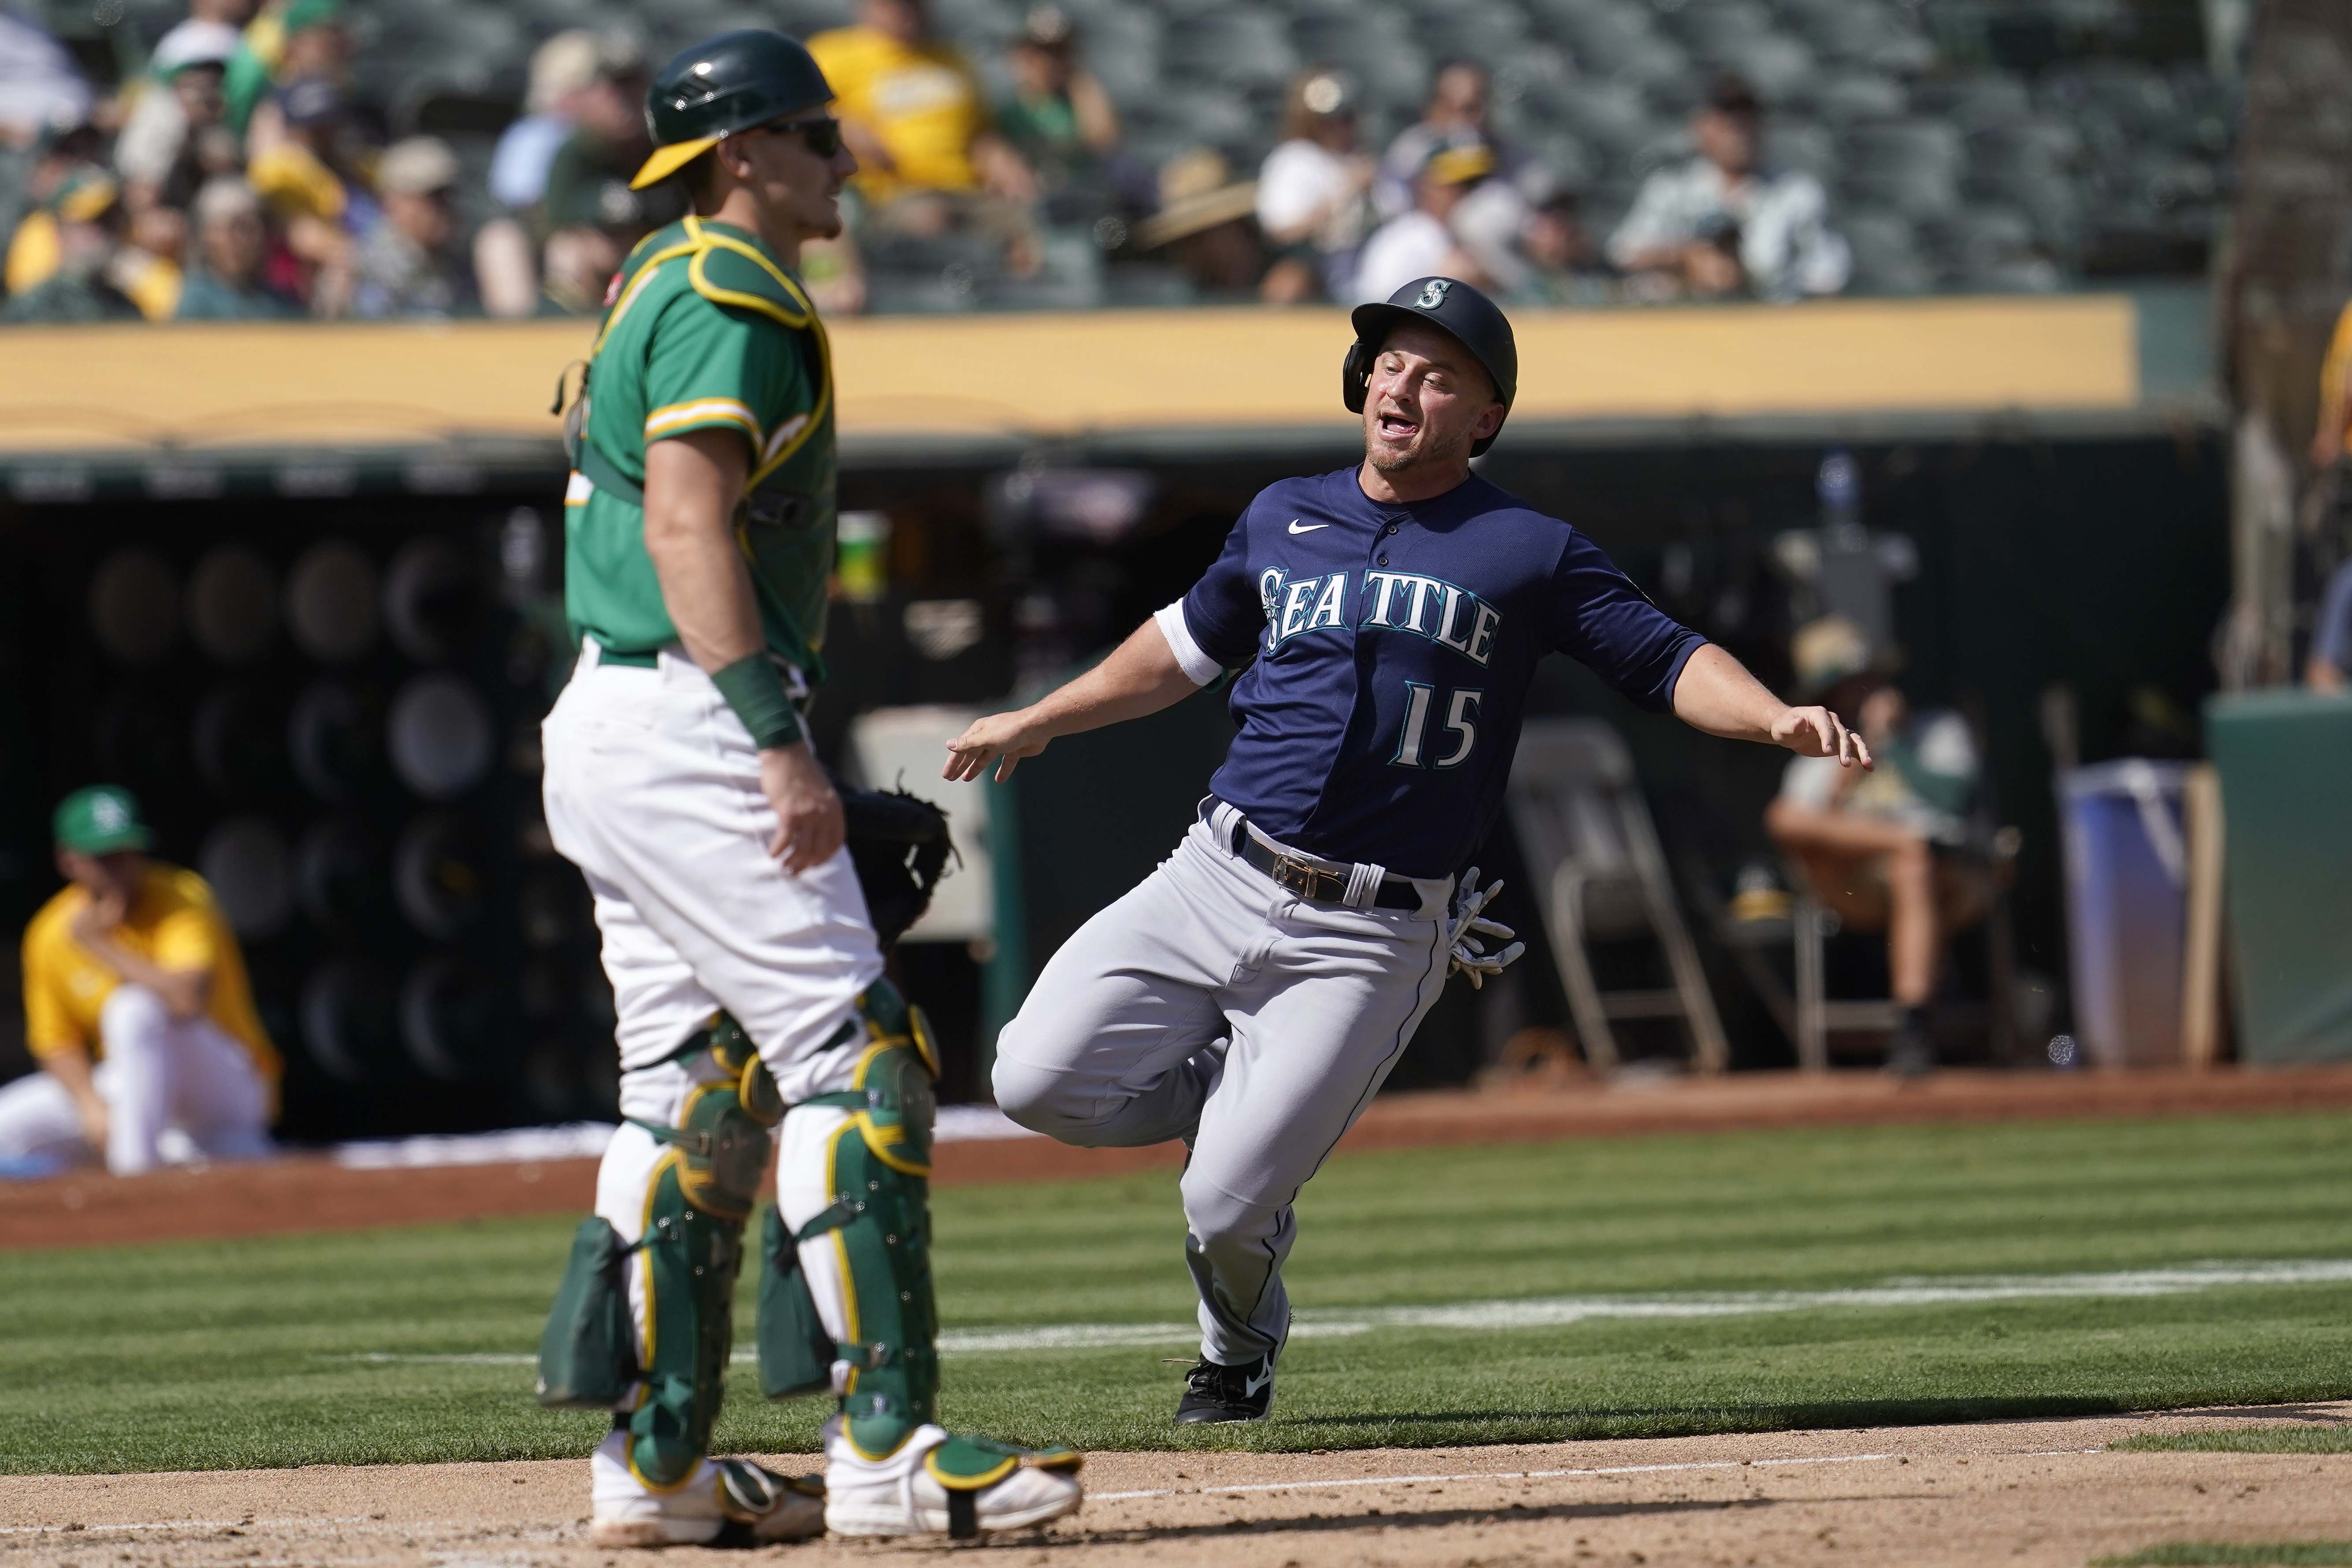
[588, 1433, 826, 1547]
[820, 1418, 1084, 1539]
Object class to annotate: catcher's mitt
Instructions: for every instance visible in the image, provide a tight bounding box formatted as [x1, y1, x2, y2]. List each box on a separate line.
[840, 784, 956, 948]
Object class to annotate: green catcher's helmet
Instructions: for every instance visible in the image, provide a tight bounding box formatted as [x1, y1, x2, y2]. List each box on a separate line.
[630, 30, 834, 191]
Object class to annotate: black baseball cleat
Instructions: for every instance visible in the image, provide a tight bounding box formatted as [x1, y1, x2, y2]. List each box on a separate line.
[1175, 1353, 1275, 1423]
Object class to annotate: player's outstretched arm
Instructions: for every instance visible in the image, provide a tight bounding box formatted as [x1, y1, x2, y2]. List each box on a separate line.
[943, 617, 1202, 782]
[1671, 643, 1873, 769]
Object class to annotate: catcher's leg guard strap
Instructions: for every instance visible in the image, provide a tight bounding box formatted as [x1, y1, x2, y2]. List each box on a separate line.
[623, 1152, 748, 1488]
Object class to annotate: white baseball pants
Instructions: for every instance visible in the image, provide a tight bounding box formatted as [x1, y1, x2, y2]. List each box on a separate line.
[0, 985, 272, 1176]
[993, 809, 1452, 1365]
[541, 642, 883, 1096]
[544, 642, 886, 1508]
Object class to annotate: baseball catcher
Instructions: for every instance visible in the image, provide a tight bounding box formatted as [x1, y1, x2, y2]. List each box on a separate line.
[534, 30, 1080, 1546]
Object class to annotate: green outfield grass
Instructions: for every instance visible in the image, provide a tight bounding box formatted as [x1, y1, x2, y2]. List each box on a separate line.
[6, 1111, 2352, 1473]
[2116, 1428, 2352, 1454]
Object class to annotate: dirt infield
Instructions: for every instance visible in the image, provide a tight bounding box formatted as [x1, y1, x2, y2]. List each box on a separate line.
[8, 1403, 2351, 1566]
[8, 1065, 2352, 1251]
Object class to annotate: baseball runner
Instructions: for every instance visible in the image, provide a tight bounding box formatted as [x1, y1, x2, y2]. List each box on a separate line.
[0, 786, 277, 1177]
[535, 30, 1081, 1546]
[945, 277, 1874, 1423]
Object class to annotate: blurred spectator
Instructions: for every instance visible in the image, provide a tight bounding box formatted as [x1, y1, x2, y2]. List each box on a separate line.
[1256, 67, 1378, 305]
[473, 219, 540, 319]
[800, 231, 868, 317]
[175, 177, 299, 318]
[2307, 559, 2352, 693]
[995, 4, 1120, 223]
[1377, 63, 1551, 218]
[810, 0, 1042, 273]
[147, 0, 259, 70]
[245, 75, 360, 310]
[1132, 146, 1263, 298]
[543, 48, 683, 251]
[0, 170, 146, 322]
[493, 31, 632, 215]
[1766, 653, 1982, 1077]
[1377, 61, 1558, 296]
[2313, 296, 2352, 471]
[0, 10, 94, 148]
[1353, 142, 1494, 305]
[540, 223, 622, 315]
[1608, 73, 1849, 302]
[1513, 192, 1618, 307]
[115, 22, 239, 215]
[226, 0, 351, 139]
[352, 137, 473, 319]
[5, 121, 110, 298]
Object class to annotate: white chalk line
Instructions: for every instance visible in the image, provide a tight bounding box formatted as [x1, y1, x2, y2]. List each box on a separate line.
[332, 1259, 2352, 1364]
[0, 1516, 390, 1537]
[0, 1449, 2117, 1534]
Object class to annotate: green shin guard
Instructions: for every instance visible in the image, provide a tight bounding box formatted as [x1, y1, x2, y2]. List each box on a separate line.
[602, 1014, 787, 1490]
[763, 980, 945, 1458]
[623, 1158, 746, 1488]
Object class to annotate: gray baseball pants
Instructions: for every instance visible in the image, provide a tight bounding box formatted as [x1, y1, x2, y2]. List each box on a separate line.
[993, 804, 1452, 1365]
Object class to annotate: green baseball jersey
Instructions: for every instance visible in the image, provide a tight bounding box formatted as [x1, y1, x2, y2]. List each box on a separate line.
[564, 215, 838, 682]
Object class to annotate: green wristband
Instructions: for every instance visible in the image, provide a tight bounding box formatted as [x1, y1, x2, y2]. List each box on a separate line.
[711, 654, 804, 749]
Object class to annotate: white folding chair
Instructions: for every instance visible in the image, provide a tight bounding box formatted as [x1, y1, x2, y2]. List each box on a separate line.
[1505, 718, 1729, 1074]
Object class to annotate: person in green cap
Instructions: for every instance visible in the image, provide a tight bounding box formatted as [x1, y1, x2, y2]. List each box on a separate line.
[535, 28, 1083, 1548]
[0, 787, 277, 1179]
[221, 0, 348, 137]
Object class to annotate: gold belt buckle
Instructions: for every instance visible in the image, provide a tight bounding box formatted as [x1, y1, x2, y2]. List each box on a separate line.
[1272, 853, 1339, 901]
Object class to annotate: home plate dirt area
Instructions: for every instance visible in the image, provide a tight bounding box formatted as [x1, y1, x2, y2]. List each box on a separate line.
[9, 1404, 2352, 1568]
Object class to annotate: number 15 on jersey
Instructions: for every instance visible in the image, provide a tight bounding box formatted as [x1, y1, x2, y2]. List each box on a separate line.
[1391, 684, 1482, 768]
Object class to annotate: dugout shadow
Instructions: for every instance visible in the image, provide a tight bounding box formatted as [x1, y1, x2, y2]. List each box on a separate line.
[1003, 1494, 1935, 1550]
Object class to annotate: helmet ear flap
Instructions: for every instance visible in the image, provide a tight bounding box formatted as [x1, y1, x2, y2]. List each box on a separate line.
[1341, 339, 1373, 415]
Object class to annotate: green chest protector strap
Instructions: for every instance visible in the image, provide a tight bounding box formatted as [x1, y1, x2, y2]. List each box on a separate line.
[576, 436, 646, 507]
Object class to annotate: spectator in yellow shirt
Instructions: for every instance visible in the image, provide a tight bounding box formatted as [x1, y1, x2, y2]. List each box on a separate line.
[809, 0, 1042, 275]
[0, 787, 277, 1178]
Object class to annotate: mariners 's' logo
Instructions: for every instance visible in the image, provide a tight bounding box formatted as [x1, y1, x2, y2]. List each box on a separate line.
[1415, 278, 1451, 310]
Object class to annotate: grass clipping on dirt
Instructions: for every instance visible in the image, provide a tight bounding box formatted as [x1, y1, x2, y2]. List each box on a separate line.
[6, 1110, 2352, 1473]
[2093, 1545, 2352, 1565]
[2116, 1427, 2352, 1454]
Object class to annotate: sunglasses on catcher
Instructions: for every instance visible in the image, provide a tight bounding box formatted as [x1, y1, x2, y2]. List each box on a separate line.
[744, 115, 845, 159]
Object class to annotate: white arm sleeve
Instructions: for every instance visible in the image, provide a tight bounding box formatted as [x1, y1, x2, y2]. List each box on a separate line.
[1154, 600, 1224, 687]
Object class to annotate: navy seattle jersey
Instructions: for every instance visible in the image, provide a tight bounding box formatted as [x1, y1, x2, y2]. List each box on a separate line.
[1163, 466, 1705, 881]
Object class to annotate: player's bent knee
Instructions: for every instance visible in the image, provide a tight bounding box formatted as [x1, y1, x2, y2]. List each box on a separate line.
[986, 1056, 1054, 1124]
[97, 983, 169, 1046]
[988, 1057, 1092, 1138]
[1178, 1172, 1280, 1254]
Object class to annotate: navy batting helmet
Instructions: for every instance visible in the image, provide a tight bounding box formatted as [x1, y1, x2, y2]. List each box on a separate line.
[1342, 276, 1519, 456]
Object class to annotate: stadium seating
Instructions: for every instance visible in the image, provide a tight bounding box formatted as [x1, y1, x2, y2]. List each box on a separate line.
[58, 0, 2234, 306]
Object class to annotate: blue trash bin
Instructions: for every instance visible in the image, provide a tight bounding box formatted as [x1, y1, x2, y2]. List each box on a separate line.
[2058, 760, 2192, 1068]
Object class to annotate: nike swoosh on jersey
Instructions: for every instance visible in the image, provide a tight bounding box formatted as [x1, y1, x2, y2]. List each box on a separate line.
[1244, 1367, 1273, 1396]
[1288, 520, 1331, 533]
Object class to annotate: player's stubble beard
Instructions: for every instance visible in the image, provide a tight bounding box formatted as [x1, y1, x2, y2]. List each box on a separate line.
[1365, 403, 1472, 477]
